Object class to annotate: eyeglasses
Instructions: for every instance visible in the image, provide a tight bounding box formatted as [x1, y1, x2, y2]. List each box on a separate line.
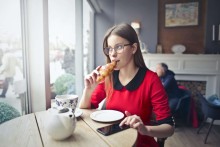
[104, 43, 132, 55]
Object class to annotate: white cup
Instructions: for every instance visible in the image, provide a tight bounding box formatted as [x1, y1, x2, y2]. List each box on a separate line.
[55, 95, 78, 113]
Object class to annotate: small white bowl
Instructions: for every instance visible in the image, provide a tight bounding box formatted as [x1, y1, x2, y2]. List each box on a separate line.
[171, 44, 186, 54]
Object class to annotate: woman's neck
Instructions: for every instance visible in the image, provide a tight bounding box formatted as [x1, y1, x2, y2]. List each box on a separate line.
[119, 62, 139, 86]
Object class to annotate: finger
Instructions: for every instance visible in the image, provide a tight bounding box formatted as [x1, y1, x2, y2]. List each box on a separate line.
[84, 79, 91, 88]
[87, 76, 94, 84]
[132, 122, 142, 129]
[125, 111, 131, 116]
[95, 66, 102, 71]
[90, 73, 97, 82]
[124, 116, 134, 126]
[129, 117, 138, 127]
[87, 71, 98, 81]
[119, 117, 128, 127]
[91, 68, 100, 76]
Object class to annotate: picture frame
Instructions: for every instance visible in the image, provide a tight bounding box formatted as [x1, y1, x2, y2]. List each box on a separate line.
[165, 2, 199, 27]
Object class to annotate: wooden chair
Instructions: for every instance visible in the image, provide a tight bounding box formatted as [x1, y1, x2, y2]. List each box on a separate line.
[197, 92, 220, 144]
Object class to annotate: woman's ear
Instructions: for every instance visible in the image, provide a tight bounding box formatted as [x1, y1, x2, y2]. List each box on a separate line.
[132, 43, 138, 54]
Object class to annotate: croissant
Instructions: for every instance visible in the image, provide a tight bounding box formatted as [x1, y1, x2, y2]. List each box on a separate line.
[96, 61, 117, 82]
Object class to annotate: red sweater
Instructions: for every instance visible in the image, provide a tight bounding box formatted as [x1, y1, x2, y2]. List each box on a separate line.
[91, 68, 172, 147]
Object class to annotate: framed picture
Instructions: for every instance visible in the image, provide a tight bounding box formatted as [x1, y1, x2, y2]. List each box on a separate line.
[165, 2, 199, 27]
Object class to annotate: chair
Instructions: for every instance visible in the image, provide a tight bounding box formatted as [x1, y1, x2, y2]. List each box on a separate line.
[150, 114, 167, 147]
[197, 92, 220, 144]
[172, 88, 191, 125]
[156, 138, 166, 147]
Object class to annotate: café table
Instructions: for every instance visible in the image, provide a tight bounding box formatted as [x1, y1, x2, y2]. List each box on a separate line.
[0, 113, 43, 147]
[0, 109, 137, 147]
[81, 109, 137, 147]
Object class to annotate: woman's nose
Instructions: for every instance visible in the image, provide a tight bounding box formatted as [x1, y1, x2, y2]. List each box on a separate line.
[111, 49, 117, 56]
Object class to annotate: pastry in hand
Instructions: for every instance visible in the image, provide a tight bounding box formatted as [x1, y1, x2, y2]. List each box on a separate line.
[96, 61, 117, 83]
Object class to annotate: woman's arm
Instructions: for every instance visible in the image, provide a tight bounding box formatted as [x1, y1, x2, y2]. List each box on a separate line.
[79, 88, 94, 109]
[142, 124, 174, 138]
[79, 66, 107, 109]
[79, 69, 100, 109]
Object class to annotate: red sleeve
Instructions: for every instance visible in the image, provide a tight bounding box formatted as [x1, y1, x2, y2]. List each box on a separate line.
[150, 73, 172, 121]
[90, 82, 106, 108]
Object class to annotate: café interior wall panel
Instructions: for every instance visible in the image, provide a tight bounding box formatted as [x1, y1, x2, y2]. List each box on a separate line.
[205, 0, 220, 54]
[158, 0, 206, 54]
[146, 59, 180, 72]
[183, 60, 218, 72]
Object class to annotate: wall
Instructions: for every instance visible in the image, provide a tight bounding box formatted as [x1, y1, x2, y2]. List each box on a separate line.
[205, 0, 220, 54]
[94, 0, 158, 66]
[94, 0, 115, 66]
[114, 0, 158, 53]
[158, 0, 206, 54]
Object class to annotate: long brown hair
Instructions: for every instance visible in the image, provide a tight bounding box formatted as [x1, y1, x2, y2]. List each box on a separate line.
[102, 23, 147, 98]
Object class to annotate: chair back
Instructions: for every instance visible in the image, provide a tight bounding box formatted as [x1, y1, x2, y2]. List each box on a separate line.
[175, 88, 191, 111]
[197, 93, 220, 120]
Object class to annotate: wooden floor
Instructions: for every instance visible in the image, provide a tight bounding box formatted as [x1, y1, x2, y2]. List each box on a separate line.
[165, 123, 220, 147]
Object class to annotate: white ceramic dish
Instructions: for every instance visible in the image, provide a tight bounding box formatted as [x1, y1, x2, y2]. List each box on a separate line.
[171, 44, 186, 54]
[74, 108, 83, 117]
[90, 110, 124, 122]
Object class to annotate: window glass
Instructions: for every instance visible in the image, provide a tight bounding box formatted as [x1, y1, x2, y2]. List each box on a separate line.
[48, 0, 76, 100]
[83, 0, 94, 76]
[0, 0, 26, 115]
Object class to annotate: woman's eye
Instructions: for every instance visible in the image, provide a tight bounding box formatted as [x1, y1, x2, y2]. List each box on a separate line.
[116, 45, 123, 50]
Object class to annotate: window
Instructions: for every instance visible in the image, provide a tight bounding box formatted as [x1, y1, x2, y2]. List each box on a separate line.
[0, 0, 27, 115]
[0, 0, 95, 113]
[49, 0, 94, 102]
[83, 0, 94, 76]
[48, 0, 76, 99]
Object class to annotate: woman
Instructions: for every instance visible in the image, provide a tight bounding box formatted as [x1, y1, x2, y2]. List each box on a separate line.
[79, 23, 174, 147]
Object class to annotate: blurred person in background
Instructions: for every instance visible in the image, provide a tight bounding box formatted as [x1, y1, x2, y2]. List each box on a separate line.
[156, 63, 182, 113]
[62, 48, 75, 75]
[0, 49, 22, 98]
[0, 49, 3, 66]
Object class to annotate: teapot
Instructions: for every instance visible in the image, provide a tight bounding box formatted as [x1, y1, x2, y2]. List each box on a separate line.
[45, 107, 76, 140]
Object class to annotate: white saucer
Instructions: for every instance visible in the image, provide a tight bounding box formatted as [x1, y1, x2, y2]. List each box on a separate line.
[74, 108, 83, 117]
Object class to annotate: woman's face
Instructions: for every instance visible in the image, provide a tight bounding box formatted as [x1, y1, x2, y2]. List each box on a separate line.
[156, 64, 165, 77]
[106, 35, 136, 70]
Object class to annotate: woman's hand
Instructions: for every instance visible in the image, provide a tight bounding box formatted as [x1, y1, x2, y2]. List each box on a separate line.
[84, 66, 101, 89]
[79, 66, 102, 109]
[119, 111, 150, 135]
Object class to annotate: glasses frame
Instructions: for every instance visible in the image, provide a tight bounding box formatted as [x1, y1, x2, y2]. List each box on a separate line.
[104, 43, 132, 55]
